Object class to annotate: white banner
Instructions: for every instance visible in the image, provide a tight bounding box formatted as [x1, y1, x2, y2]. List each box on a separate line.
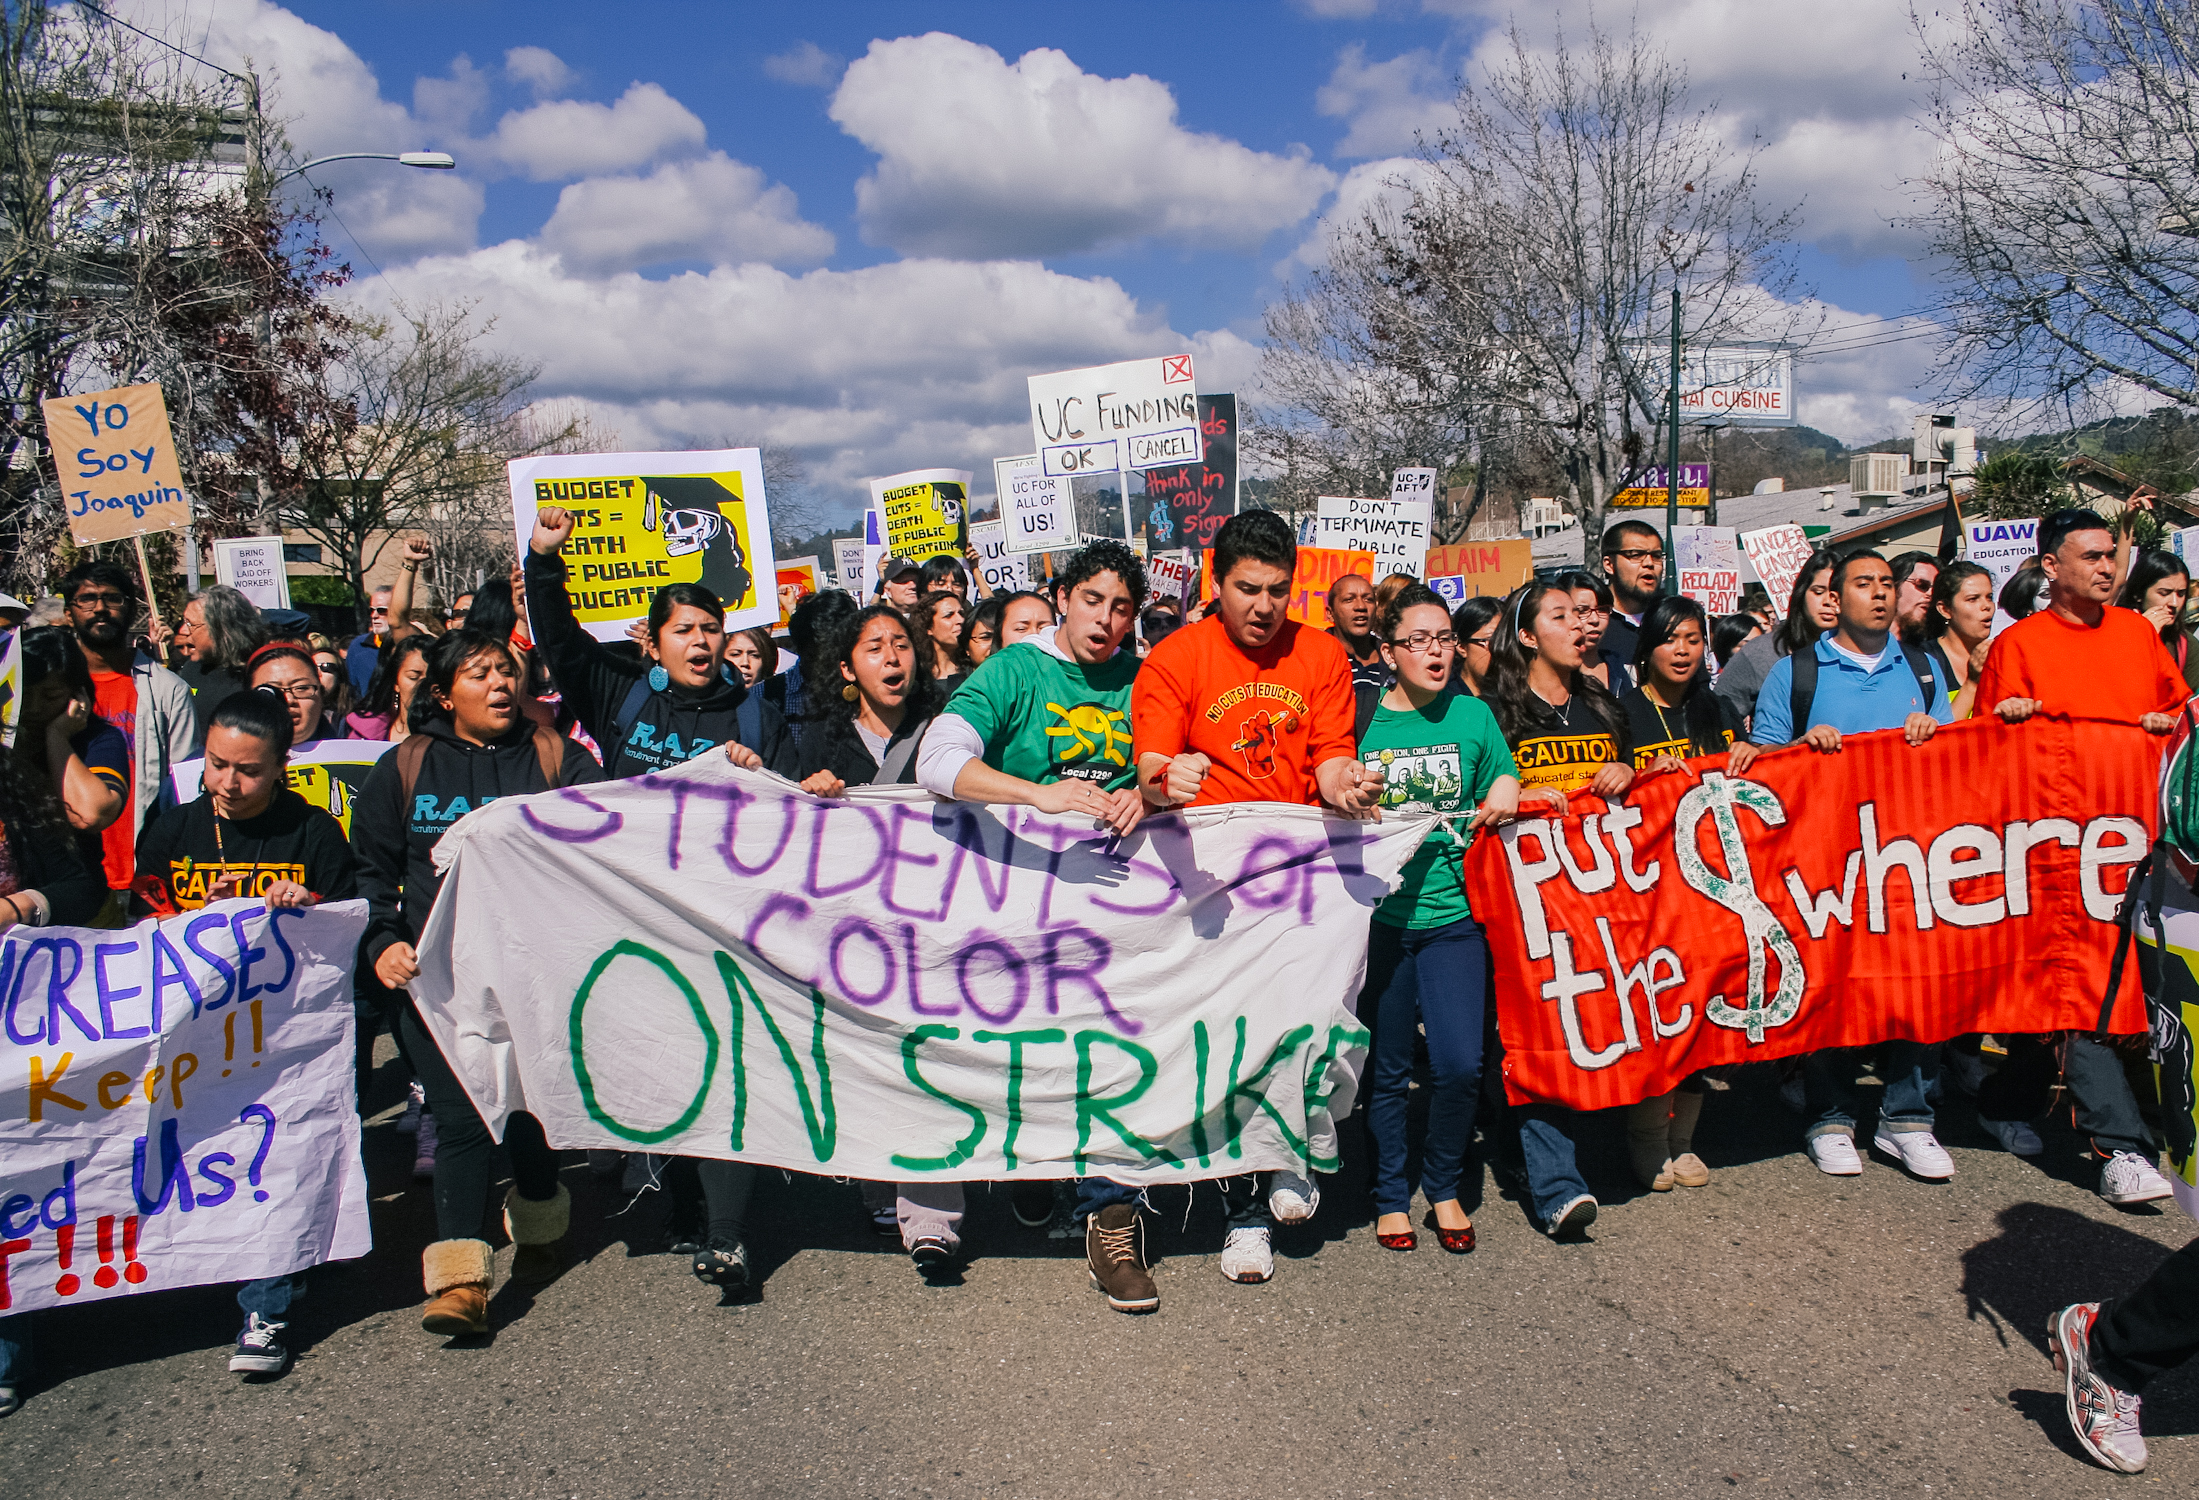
[409, 764, 1431, 1185]
[1028, 355, 1201, 477]
[992, 455, 1080, 555]
[0, 902, 371, 1313]
[1315, 495, 1432, 579]
[968, 522, 1033, 594]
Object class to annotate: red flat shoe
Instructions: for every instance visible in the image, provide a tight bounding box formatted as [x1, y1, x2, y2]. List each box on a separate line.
[1376, 1229, 1418, 1252]
[1430, 1220, 1475, 1254]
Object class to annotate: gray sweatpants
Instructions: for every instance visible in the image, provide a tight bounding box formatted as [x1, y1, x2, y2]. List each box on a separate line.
[860, 1180, 966, 1251]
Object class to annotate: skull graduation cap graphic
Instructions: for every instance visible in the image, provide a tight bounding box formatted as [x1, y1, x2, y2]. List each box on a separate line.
[642, 475, 754, 609]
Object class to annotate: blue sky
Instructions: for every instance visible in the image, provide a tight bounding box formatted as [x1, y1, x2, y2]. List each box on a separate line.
[134, 0, 1951, 522]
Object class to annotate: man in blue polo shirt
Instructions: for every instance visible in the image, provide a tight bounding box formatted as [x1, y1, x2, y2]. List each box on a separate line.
[1752, 548, 1957, 1182]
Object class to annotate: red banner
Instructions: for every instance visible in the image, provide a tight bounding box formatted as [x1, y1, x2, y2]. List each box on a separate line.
[1461, 716, 2159, 1110]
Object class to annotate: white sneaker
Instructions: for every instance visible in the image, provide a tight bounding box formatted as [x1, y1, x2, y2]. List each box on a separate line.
[395, 1080, 425, 1135]
[1806, 1133, 1863, 1175]
[1874, 1130, 1955, 1180]
[1218, 1226, 1273, 1284]
[1267, 1170, 1320, 1223]
[2099, 1151, 2174, 1205]
[1983, 1117, 2045, 1157]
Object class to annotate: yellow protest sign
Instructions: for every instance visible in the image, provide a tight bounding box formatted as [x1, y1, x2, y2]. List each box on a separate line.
[42, 382, 194, 544]
[508, 450, 778, 641]
[869, 468, 972, 562]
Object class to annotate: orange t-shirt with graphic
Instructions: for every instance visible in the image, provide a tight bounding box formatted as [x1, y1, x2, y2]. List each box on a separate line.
[1132, 613, 1356, 807]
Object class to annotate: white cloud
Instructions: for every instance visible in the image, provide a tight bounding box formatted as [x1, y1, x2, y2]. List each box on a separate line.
[1274, 156, 1433, 279]
[764, 41, 844, 88]
[482, 81, 707, 181]
[505, 45, 579, 99]
[540, 154, 834, 276]
[828, 33, 1338, 259]
[362, 247, 1244, 512]
[1792, 306, 1946, 444]
[411, 55, 489, 140]
[1316, 45, 1454, 158]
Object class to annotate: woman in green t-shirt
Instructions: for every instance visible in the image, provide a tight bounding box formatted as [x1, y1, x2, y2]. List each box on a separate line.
[1356, 583, 1520, 1253]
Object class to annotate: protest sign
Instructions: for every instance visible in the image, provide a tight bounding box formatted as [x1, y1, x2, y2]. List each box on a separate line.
[872, 469, 972, 563]
[832, 537, 866, 594]
[408, 765, 1425, 1185]
[1028, 355, 1201, 477]
[968, 522, 1033, 594]
[42, 382, 194, 545]
[862, 508, 886, 599]
[211, 536, 292, 611]
[2170, 525, 2199, 566]
[1, 628, 18, 749]
[1427, 575, 1466, 608]
[170, 739, 396, 843]
[1965, 516, 2039, 598]
[1139, 394, 1238, 552]
[992, 456, 1079, 556]
[1147, 550, 1194, 607]
[1673, 525, 1742, 613]
[2133, 881, 2199, 1221]
[776, 556, 821, 628]
[1424, 541, 1534, 599]
[1462, 716, 2156, 1111]
[1612, 465, 1710, 509]
[0, 901, 371, 1314]
[1315, 491, 1432, 579]
[508, 450, 776, 641]
[1200, 546, 1376, 629]
[1740, 523, 1814, 615]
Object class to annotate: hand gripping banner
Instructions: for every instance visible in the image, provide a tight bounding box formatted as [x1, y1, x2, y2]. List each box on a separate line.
[409, 764, 1430, 1185]
[1462, 717, 2158, 1110]
[0, 902, 370, 1313]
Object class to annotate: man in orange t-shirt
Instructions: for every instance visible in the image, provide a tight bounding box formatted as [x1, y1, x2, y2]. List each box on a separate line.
[1970, 507, 2181, 1208]
[1130, 509, 1381, 1288]
[1134, 510, 1373, 811]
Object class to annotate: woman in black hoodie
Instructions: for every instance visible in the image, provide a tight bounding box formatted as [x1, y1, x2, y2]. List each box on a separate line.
[522, 503, 795, 1296]
[352, 629, 605, 1338]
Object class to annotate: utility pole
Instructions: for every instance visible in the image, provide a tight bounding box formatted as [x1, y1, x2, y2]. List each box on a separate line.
[1664, 286, 1681, 595]
[244, 67, 277, 542]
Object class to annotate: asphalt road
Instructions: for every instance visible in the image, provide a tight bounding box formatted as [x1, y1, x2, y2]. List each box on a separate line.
[1, 1047, 2191, 1499]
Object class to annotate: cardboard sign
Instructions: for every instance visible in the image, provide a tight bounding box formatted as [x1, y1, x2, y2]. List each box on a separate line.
[1315, 492, 1433, 579]
[1140, 393, 1238, 552]
[211, 536, 291, 611]
[1201, 545, 1376, 629]
[871, 468, 972, 563]
[775, 556, 821, 628]
[992, 455, 1080, 556]
[1740, 523, 1815, 617]
[1028, 355, 1201, 477]
[43, 382, 194, 544]
[1147, 550, 1194, 606]
[1673, 525, 1742, 613]
[1424, 541, 1534, 599]
[509, 449, 776, 642]
[968, 522, 1033, 594]
[832, 537, 866, 594]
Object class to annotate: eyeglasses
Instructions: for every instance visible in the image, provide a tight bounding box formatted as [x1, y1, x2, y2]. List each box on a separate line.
[265, 682, 323, 701]
[1612, 549, 1664, 563]
[1463, 633, 1496, 652]
[1388, 630, 1457, 653]
[69, 591, 131, 608]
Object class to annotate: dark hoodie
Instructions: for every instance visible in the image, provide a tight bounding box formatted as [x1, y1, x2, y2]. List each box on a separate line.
[525, 549, 799, 781]
[352, 717, 605, 965]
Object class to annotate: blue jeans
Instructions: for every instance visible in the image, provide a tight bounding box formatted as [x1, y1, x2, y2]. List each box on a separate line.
[0, 1314, 25, 1385]
[1363, 917, 1488, 1216]
[1803, 1041, 1937, 1139]
[1517, 1105, 1592, 1227]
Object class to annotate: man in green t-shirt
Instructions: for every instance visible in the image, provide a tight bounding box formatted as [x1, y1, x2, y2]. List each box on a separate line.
[914, 539, 1157, 1313]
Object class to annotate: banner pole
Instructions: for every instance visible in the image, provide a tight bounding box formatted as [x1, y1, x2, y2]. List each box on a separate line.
[131, 532, 166, 640]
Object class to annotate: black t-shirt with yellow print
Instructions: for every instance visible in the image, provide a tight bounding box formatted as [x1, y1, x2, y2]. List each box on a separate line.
[132, 788, 358, 917]
[1502, 690, 1634, 794]
[1618, 682, 1738, 769]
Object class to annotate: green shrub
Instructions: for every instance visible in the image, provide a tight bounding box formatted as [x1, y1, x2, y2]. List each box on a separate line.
[287, 574, 358, 608]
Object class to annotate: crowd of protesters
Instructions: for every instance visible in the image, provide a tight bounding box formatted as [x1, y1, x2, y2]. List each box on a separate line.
[1, 504, 2194, 1473]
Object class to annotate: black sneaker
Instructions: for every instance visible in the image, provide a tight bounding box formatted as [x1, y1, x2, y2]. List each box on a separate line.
[228, 1314, 290, 1374]
[1010, 1182, 1055, 1228]
[691, 1236, 750, 1291]
[909, 1236, 958, 1278]
[663, 1203, 704, 1257]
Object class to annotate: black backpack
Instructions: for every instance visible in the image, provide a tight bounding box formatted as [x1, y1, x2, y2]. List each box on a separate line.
[1788, 641, 1939, 739]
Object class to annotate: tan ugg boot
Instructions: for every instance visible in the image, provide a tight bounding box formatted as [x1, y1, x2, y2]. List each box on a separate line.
[1628, 1093, 1676, 1191]
[504, 1183, 571, 1288]
[1668, 1090, 1711, 1187]
[421, 1239, 494, 1335]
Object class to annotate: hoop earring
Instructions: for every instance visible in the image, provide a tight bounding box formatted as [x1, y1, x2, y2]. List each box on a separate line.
[841, 683, 859, 702]
[647, 664, 670, 692]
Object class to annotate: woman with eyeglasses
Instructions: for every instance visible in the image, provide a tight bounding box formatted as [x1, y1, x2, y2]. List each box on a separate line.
[1558, 571, 1614, 690]
[246, 643, 339, 746]
[1714, 548, 1842, 736]
[1355, 583, 1519, 1256]
[1450, 596, 1504, 697]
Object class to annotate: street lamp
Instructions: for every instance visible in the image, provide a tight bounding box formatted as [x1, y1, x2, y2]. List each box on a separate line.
[276, 151, 458, 185]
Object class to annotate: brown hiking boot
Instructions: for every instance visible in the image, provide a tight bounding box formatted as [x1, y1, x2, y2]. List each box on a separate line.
[1086, 1205, 1158, 1313]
